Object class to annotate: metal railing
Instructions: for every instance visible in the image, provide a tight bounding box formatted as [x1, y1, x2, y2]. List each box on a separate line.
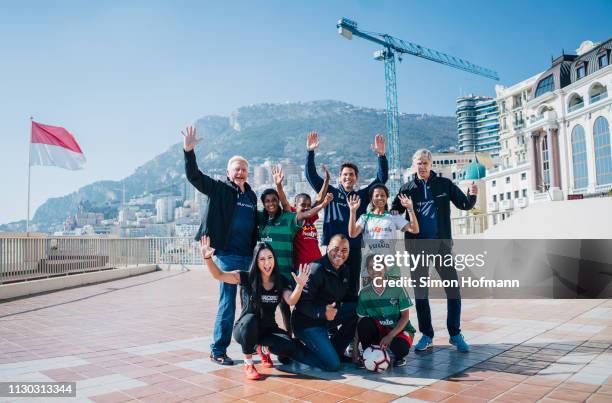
[568, 102, 584, 113]
[147, 237, 204, 265]
[0, 234, 169, 284]
[451, 211, 513, 237]
[590, 91, 608, 103]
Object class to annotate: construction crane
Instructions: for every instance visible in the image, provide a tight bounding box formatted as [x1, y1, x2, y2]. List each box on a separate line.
[337, 18, 499, 194]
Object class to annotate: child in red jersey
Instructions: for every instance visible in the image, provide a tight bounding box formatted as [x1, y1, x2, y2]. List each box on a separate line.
[273, 164, 331, 268]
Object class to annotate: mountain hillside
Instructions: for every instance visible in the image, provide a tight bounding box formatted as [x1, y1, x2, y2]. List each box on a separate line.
[2, 100, 457, 232]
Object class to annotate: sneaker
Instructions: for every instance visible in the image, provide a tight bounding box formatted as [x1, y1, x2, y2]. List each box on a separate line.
[414, 335, 433, 351]
[210, 353, 234, 365]
[449, 333, 470, 352]
[344, 343, 354, 358]
[257, 345, 273, 368]
[243, 364, 263, 380]
[393, 358, 407, 367]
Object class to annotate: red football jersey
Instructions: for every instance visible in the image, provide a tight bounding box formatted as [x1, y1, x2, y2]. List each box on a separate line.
[291, 207, 322, 268]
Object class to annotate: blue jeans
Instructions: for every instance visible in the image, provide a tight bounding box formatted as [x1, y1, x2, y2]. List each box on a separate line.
[293, 325, 341, 371]
[293, 302, 357, 372]
[210, 254, 251, 357]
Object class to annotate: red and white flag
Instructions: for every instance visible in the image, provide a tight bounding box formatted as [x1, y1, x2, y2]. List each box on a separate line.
[30, 121, 86, 170]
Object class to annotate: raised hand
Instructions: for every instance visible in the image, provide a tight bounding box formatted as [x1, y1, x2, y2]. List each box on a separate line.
[322, 192, 334, 206]
[325, 302, 337, 321]
[182, 126, 202, 152]
[271, 164, 285, 186]
[348, 194, 361, 211]
[322, 164, 330, 181]
[292, 264, 311, 288]
[371, 133, 386, 156]
[199, 235, 215, 259]
[306, 131, 320, 151]
[398, 193, 413, 210]
[470, 181, 478, 195]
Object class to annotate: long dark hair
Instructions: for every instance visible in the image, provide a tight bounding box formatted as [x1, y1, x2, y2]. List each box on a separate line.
[260, 188, 282, 228]
[368, 184, 390, 212]
[247, 242, 282, 315]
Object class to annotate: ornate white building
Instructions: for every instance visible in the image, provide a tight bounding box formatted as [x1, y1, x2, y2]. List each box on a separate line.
[524, 39, 611, 201]
[485, 73, 541, 217]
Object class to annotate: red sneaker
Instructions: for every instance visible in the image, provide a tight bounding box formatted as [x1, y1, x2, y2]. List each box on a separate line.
[257, 345, 274, 368]
[244, 363, 263, 380]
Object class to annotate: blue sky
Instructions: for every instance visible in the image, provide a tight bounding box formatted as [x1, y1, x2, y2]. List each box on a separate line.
[1, 0, 611, 224]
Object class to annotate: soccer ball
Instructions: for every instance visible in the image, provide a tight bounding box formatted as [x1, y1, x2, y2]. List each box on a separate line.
[362, 345, 390, 373]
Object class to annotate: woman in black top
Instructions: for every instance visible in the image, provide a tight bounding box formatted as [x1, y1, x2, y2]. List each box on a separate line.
[200, 236, 310, 380]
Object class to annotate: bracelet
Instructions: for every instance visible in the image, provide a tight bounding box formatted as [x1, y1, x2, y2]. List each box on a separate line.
[406, 209, 413, 213]
[204, 256, 212, 260]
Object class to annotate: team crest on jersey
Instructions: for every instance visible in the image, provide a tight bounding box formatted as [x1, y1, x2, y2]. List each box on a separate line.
[389, 298, 399, 306]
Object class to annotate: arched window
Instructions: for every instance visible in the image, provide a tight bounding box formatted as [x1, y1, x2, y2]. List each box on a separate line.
[535, 75, 555, 98]
[568, 94, 584, 112]
[589, 83, 608, 103]
[542, 135, 550, 188]
[594, 117, 612, 185]
[571, 125, 588, 189]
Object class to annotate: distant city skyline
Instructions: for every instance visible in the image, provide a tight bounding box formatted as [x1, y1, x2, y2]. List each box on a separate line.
[1, 0, 611, 224]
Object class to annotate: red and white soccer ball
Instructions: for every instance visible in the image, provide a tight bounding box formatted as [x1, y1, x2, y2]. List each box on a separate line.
[363, 345, 390, 373]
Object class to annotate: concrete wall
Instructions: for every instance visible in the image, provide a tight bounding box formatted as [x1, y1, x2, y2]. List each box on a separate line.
[0, 264, 158, 300]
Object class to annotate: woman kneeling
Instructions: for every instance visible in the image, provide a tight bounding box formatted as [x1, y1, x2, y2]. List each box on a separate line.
[200, 236, 310, 380]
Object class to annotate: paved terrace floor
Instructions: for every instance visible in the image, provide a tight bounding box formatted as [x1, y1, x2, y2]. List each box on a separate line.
[0, 268, 611, 403]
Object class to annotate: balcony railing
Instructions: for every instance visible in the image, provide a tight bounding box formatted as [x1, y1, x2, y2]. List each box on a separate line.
[568, 102, 584, 113]
[451, 211, 513, 237]
[0, 235, 204, 284]
[590, 91, 608, 103]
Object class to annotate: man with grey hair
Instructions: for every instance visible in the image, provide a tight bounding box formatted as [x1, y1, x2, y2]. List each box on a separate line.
[183, 126, 258, 365]
[392, 148, 477, 352]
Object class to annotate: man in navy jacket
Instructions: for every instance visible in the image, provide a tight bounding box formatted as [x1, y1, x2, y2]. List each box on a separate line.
[305, 131, 388, 302]
[183, 126, 258, 365]
[392, 148, 477, 353]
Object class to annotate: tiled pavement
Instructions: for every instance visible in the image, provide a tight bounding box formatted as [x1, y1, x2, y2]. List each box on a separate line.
[0, 269, 611, 402]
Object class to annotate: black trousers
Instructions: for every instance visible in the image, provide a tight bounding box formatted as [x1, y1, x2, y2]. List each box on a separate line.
[280, 299, 292, 337]
[407, 239, 462, 338]
[357, 317, 412, 360]
[233, 314, 297, 357]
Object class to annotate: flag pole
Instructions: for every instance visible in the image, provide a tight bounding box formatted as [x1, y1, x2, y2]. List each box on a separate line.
[27, 117, 33, 234]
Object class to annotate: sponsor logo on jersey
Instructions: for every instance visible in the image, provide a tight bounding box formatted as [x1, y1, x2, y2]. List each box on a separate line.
[261, 294, 278, 303]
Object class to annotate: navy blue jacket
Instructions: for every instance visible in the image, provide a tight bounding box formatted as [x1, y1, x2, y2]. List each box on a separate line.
[391, 171, 476, 240]
[305, 150, 388, 247]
